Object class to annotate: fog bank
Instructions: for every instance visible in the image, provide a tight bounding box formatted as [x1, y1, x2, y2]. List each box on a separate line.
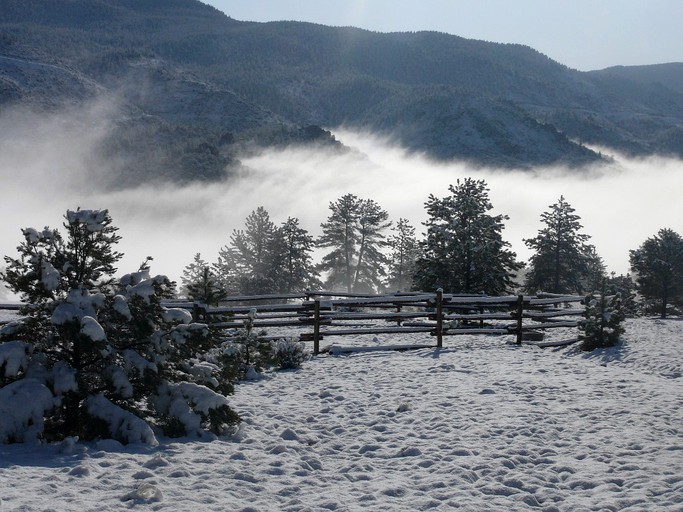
[1, 108, 682, 294]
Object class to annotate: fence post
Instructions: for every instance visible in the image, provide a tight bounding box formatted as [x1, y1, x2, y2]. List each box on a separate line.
[313, 298, 321, 355]
[435, 289, 443, 348]
[515, 294, 524, 345]
[192, 303, 203, 323]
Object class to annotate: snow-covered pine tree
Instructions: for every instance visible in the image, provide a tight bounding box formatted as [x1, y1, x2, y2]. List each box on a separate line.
[413, 178, 522, 294]
[523, 196, 603, 295]
[318, 194, 391, 293]
[385, 218, 420, 292]
[629, 228, 683, 318]
[0, 209, 238, 445]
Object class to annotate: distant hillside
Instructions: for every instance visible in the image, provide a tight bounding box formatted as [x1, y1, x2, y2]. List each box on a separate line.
[1, 0, 682, 184]
[591, 63, 683, 94]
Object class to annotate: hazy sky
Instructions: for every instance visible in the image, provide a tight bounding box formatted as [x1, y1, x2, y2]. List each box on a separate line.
[204, 0, 683, 71]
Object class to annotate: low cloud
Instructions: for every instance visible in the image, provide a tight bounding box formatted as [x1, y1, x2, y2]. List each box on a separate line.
[1, 106, 681, 292]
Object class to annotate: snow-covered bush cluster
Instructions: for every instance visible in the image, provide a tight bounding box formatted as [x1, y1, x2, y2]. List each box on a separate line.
[0, 209, 239, 445]
[271, 337, 309, 370]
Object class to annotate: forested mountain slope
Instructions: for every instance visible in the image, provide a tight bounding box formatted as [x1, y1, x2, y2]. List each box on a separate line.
[1, 0, 682, 183]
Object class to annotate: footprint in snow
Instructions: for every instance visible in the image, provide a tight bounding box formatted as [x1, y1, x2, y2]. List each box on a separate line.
[143, 454, 170, 469]
[121, 483, 163, 503]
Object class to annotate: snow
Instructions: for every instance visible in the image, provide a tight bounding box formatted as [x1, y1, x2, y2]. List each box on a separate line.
[0, 318, 682, 511]
[0, 340, 29, 377]
[65, 209, 108, 232]
[112, 294, 132, 320]
[80, 315, 106, 341]
[51, 361, 78, 394]
[84, 394, 158, 447]
[0, 379, 54, 443]
[162, 307, 193, 325]
[40, 260, 60, 291]
[51, 288, 106, 325]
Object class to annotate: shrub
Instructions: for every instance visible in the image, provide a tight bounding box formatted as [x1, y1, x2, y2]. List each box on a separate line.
[272, 338, 309, 370]
[579, 282, 625, 351]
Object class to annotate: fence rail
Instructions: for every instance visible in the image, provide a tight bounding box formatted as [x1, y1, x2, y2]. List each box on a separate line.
[0, 291, 586, 353]
[187, 290, 585, 354]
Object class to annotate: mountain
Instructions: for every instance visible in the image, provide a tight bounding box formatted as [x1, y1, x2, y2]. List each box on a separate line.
[1, 0, 682, 184]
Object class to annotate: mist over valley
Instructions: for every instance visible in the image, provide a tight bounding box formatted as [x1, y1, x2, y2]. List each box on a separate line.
[1, 0, 682, 289]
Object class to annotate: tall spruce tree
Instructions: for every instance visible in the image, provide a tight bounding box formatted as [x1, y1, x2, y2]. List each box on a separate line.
[386, 218, 420, 292]
[629, 228, 683, 318]
[524, 196, 603, 295]
[414, 178, 522, 294]
[317, 194, 391, 293]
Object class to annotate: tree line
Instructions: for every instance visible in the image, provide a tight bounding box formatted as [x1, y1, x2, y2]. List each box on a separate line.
[182, 178, 683, 319]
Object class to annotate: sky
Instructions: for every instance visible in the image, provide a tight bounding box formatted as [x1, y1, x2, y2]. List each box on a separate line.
[204, 0, 683, 71]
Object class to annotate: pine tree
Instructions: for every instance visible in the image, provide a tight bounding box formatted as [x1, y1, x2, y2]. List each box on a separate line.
[232, 206, 278, 294]
[629, 228, 683, 318]
[386, 218, 420, 292]
[0, 209, 239, 445]
[317, 194, 391, 293]
[214, 207, 289, 296]
[212, 245, 241, 296]
[276, 217, 321, 293]
[524, 196, 603, 295]
[579, 280, 625, 351]
[352, 199, 391, 293]
[318, 194, 360, 293]
[414, 178, 522, 294]
[181, 253, 227, 306]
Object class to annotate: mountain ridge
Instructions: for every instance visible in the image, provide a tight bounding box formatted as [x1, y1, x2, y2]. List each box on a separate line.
[1, 0, 682, 183]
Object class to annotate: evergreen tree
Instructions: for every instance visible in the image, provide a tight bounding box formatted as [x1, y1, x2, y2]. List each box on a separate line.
[386, 218, 420, 292]
[214, 207, 284, 296]
[0, 209, 239, 445]
[231, 206, 279, 294]
[605, 272, 638, 317]
[414, 178, 522, 294]
[181, 253, 227, 306]
[186, 266, 228, 306]
[212, 245, 241, 296]
[629, 228, 683, 318]
[318, 194, 360, 293]
[353, 199, 391, 292]
[524, 196, 603, 295]
[317, 194, 391, 293]
[275, 217, 321, 293]
[579, 280, 625, 351]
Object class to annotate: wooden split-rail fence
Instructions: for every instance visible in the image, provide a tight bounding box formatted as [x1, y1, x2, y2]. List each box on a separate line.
[170, 290, 586, 354]
[1, 291, 586, 355]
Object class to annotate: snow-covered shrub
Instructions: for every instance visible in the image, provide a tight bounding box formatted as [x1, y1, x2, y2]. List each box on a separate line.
[272, 338, 309, 370]
[579, 283, 625, 351]
[0, 209, 239, 445]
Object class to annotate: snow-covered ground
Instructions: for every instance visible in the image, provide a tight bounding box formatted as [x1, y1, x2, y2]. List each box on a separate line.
[0, 318, 681, 511]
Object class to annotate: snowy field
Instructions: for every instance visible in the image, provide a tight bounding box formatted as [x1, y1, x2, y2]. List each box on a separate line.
[0, 317, 682, 511]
